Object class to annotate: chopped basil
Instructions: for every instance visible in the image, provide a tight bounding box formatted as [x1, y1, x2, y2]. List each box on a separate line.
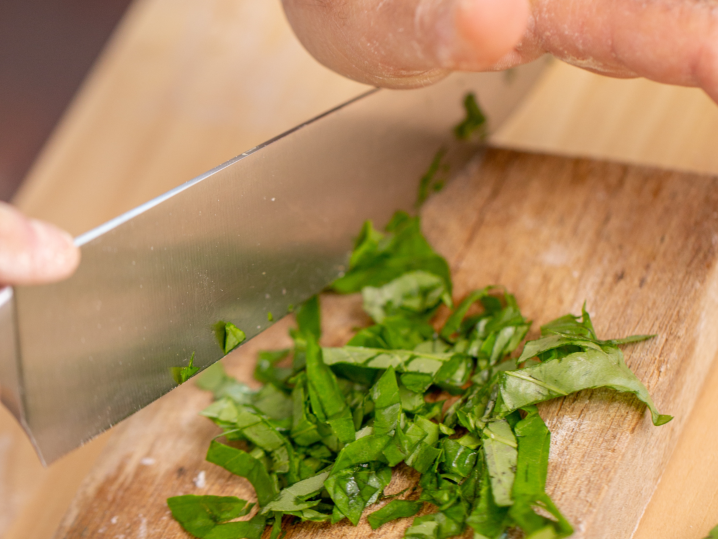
[453, 92, 487, 141]
[170, 205, 670, 539]
[167, 495, 262, 539]
[171, 352, 199, 384]
[367, 499, 423, 530]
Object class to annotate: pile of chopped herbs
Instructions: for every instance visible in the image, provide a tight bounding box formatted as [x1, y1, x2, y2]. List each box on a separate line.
[167, 210, 671, 539]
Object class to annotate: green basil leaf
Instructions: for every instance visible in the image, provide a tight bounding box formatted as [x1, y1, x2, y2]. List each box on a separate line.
[440, 438, 478, 478]
[254, 349, 292, 389]
[305, 334, 356, 444]
[332, 434, 392, 473]
[331, 212, 451, 298]
[482, 420, 517, 507]
[205, 441, 278, 506]
[453, 92, 487, 141]
[539, 305, 596, 339]
[466, 454, 510, 539]
[172, 353, 199, 384]
[348, 316, 435, 350]
[494, 347, 672, 426]
[261, 471, 329, 513]
[296, 295, 321, 340]
[362, 271, 450, 323]
[167, 495, 253, 538]
[325, 464, 392, 525]
[367, 500, 423, 530]
[289, 374, 323, 446]
[204, 514, 267, 539]
[323, 346, 453, 375]
[215, 322, 247, 355]
[196, 363, 256, 406]
[371, 366, 402, 435]
[251, 384, 293, 421]
[417, 148, 449, 207]
[509, 406, 573, 538]
[406, 505, 467, 539]
[440, 288, 491, 341]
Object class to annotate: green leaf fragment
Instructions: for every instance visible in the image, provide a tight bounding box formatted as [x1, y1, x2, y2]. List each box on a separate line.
[215, 322, 247, 355]
[203, 514, 267, 539]
[348, 316, 435, 351]
[331, 212, 451, 298]
[363, 271, 450, 323]
[167, 495, 265, 539]
[261, 472, 329, 513]
[172, 352, 199, 384]
[205, 441, 278, 506]
[496, 347, 672, 426]
[509, 406, 572, 538]
[332, 433, 392, 472]
[323, 346, 454, 376]
[295, 295, 321, 340]
[251, 384, 293, 421]
[482, 420, 518, 507]
[371, 366, 402, 435]
[167, 495, 253, 538]
[453, 93, 487, 141]
[417, 148, 449, 207]
[467, 457, 510, 539]
[325, 464, 392, 525]
[406, 505, 467, 539]
[367, 499, 423, 530]
[440, 287, 491, 341]
[305, 335, 356, 444]
[440, 438, 477, 478]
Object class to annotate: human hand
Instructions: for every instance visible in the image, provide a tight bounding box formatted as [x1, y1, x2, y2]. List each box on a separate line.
[282, 0, 718, 101]
[0, 201, 80, 287]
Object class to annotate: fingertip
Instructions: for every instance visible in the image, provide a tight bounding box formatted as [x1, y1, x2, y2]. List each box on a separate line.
[448, 0, 530, 69]
[28, 219, 81, 283]
[0, 202, 79, 286]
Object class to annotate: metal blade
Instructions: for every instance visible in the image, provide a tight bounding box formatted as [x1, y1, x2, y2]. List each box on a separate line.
[0, 60, 546, 464]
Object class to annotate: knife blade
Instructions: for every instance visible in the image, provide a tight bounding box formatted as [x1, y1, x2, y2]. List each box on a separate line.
[0, 59, 546, 465]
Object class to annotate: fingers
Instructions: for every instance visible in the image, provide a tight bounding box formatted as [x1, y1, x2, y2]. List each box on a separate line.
[282, 0, 530, 88]
[521, 0, 718, 102]
[0, 202, 80, 287]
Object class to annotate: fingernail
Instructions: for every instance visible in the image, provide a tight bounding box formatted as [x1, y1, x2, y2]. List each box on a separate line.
[434, 0, 529, 70]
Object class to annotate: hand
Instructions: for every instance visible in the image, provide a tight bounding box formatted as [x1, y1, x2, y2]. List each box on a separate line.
[0, 202, 80, 287]
[282, 0, 718, 101]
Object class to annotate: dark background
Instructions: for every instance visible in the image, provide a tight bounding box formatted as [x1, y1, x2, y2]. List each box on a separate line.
[0, 0, 133, 201]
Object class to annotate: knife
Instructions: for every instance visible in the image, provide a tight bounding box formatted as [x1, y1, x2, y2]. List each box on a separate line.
[0, 59, 546, 465]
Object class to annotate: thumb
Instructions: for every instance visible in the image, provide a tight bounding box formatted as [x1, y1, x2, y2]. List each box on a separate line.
[282, 0, 529, 88]
[0, 202, 80, 287]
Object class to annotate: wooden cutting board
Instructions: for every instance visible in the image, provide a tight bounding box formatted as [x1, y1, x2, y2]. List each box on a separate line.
[53, 148, 718, 539]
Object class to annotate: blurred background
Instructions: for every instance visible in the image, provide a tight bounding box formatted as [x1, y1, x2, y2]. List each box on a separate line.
[3, 1, 718, 538]
[0, 0, 132, 201]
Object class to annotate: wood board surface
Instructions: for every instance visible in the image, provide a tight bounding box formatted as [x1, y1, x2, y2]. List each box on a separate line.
[53, 148, 718, 538]
[4, 0, 718, 538]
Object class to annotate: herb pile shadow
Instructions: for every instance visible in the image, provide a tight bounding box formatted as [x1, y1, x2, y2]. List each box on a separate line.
[167, 211, 671, 539]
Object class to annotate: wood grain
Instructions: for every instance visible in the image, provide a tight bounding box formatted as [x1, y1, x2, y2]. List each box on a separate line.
[0, 2, 366, 537]
[52, 149, 718, 539]
[6, 0, 718, 537]
[492, 59, 718, 177]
